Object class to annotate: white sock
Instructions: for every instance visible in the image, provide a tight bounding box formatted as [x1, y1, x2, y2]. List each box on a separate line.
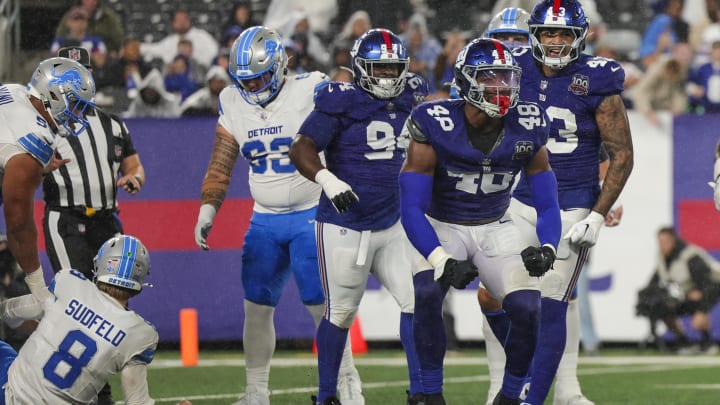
[554, 299, 582, 400]
[243, 300, 275, 389]
[306, 304, 358, 378]
[483, 315, 506, 405]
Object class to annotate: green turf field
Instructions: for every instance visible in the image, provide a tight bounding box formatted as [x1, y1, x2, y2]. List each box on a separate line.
[110, 349, 720, 404]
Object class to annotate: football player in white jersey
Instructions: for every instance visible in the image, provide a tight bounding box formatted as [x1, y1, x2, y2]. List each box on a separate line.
[0, 57, 95, 302]
[0, 235, 158, 404]
[193, 26, 361, 405]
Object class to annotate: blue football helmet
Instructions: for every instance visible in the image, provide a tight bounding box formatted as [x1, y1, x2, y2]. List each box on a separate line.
[351, 29, 409, 99]
[485, 7, 531, 50]
[453, 38, 521, 117]
[229, 26, 288, 105]
[528, 0, 589, 69]
[93, 235, 151, 292]
[27, 57, 96, 137]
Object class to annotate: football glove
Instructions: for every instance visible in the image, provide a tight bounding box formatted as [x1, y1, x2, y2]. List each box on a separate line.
[194, 204, 216, 250]
[315, 169, 359, 213]
[563, 211, 605, 247]
[521, 244, 556, 277]
[439, 259, 478, 289]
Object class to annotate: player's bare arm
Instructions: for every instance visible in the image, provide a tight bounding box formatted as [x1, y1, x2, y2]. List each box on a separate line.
[401, 139, 438, 176]
[594, 94, 634, 216]
[3, 154, 43, 274]
[200, 125, 240, 210]
[523, 145, 552, 176]
[289, 134, 324, 181]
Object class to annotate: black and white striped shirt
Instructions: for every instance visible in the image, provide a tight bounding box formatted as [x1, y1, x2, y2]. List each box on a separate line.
[43, 108, 137, 210]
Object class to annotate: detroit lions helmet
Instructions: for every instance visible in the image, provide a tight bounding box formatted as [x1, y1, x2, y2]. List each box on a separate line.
[453, 38, 521, 117]
[229, 26, 288, 105]
[485, 7, 531, 50]
[27, 57, 96, 137]
[528, 0, 589, 69]
[93, 235, 151, 292]
[351, 29, 409, 99]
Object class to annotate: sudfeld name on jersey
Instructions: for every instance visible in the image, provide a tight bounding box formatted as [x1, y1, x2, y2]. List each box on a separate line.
[65, 298, 127, 346]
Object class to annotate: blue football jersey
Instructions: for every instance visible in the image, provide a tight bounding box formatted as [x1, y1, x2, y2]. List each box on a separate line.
[511, 47, 625, 209]
[409, 98, 550, 223]
[299, 74, 428, 231]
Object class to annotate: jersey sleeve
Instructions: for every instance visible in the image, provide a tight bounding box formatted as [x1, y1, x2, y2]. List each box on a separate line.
[109, 113, 137, 157]
[405, 115, 430, 144]
[217, 86, 236, 131]
[49, 269, 94, 301]
[586, 57, 625, 97]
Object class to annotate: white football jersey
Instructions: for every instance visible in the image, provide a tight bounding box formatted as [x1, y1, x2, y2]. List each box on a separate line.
[217, 72, 327, 214]
[6, 270, 158, 404]
[0, 84, 57, 167]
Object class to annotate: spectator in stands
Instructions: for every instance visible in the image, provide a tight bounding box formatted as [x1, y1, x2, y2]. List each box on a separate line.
[220, 1, 257, 47]
[432, 30, 467, 99]
[212, 47, 231, 72]
[639, 0, 689, 69]
[401, 13, 442, 91]
[180, 65, 230, 117]
[140, 10, 219, 69]
[335, 0, 412, 37]
[284, 39, 309, 75]
[94, 37, 153, 91]
[264, 0, 338, 38]
[632, 42, 692, 126]
[278, 10, 331, 71]
[124, 69, 181, 118]
[50, 6, 107, 67]
[638, 227, 720, 354]
[691, 0, 720, 67]
[55, 0, 123, 55]
[164, 39, 206, 101]
[688, 40, 720, 113]
[332, 10, 372, 50]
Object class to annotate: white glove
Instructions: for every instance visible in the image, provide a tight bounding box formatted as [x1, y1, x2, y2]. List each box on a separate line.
[563, 211, 605, 247]
[315, 169, 359, 213]
[427, 246, 452, 281]
[194, 204, 217, 250]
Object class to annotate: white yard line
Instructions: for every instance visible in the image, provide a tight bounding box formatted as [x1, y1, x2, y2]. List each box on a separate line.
[123, 359, 720, 404]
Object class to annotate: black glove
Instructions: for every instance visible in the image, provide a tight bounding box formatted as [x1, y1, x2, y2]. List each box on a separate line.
[521, 245, 556, 277]
[438, 258, 478, 289]
[330, 190, 359, 213]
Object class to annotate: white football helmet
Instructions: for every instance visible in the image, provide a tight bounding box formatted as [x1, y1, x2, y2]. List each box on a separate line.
[93, 235, 151, 292]
[27, 57, 96, 137]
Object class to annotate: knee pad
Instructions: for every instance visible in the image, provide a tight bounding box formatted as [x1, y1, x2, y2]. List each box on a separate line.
[327, 305, 358, 329]
[540, 270, 568, 301]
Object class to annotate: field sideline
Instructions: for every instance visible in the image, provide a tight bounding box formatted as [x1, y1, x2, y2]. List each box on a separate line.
[110, 350, 720, 404]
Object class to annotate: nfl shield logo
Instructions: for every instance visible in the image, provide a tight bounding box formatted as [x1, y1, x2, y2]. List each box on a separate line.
[114, 144, 122, 158]
[68, 48, 82, 62]
[78, 223, 86, 233]
[540, 80, 548, 90]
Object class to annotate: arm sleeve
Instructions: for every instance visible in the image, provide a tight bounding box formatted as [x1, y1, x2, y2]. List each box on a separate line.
[527, 170, 561, 249]
[399, 171, 441, 258]
[1, 294, 44, 323]
[120, 362, 154, 405]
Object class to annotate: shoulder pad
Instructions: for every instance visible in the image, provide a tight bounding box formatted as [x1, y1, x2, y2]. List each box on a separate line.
[406, 116, 429, 144]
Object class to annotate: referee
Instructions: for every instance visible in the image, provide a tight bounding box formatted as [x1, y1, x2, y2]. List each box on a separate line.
[44, 47, 145, 278]
[44, 47, 145, 405]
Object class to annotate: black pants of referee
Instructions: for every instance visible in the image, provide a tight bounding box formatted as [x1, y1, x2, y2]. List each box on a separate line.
[43, 207, 123, 279]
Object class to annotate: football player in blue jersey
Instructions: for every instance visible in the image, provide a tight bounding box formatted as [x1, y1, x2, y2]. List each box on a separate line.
[478, 1, 634, 405]
[399, 38, 561, 405]
[290, 28, 429, 405]
[194, 26, 361, 405]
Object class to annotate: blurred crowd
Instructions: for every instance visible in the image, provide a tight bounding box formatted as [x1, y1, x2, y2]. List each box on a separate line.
[48, 0, 720, 123]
